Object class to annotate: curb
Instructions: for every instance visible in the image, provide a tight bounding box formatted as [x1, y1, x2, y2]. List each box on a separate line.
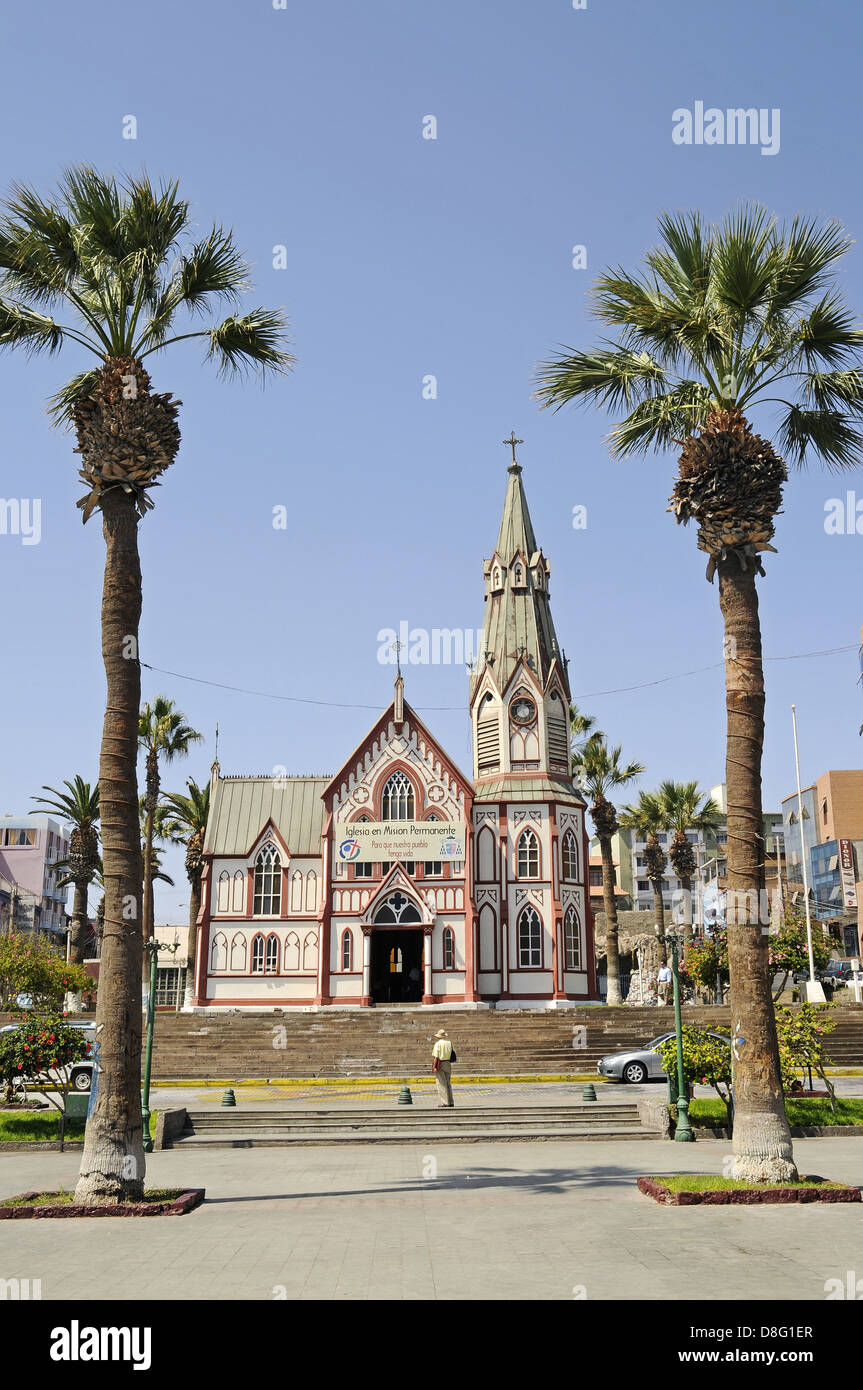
[150, 1074, 606, 1088]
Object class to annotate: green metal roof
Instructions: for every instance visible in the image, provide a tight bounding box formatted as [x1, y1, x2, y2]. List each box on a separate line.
[473, 775, 585, 806]
[205, 776, 329, 857]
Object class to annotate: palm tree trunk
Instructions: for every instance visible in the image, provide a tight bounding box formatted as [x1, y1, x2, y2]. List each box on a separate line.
[719, 556, 797, 1182]
[75, 489, 146, 1204]
[65, 878, 90, 1013]
[183, 873, 201, 1008]
[652, 883, 667, 963]
[141, 749, 158, 984]
[598, 835, 623, 1005]
[680, 874, 693, 958]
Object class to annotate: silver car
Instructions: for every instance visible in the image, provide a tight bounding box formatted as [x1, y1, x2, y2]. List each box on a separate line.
[597, 1030, 730, 1084]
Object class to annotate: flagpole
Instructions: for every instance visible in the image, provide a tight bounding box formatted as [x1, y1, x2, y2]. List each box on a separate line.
[791, 704, 816, 987]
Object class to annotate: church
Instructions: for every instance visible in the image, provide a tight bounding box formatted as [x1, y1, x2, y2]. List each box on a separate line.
[191, 441, 596, 1009]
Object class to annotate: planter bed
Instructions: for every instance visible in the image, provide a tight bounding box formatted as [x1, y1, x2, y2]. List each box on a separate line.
[0, 1188, 205, 1218]
[638, 1175, 861, 1205]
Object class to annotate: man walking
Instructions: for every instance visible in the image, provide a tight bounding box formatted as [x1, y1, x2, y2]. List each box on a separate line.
[657, 961, 672, 1005]
[432, 1028, 455, 1108]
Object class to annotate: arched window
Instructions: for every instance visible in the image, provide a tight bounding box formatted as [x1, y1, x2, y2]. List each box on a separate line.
[518, 906, 542, 968]
[265, 934, 279, 974]
[232, 871, 245, 913]
[442, 926, 455, 970]
[290, 870, 303, 912]
[514, 563, 523, 585]
[493, 567, 501, 589]
[562, 831, 579, 881]
[253, 845, 281, 916]
[303, 931, 318, 972]
[354, 815, 373, 878]
[424, 814, 443, 877]
[305, 871, 317, 911]
[517, 827, 540, 878]
[230, 932, 247, 972]
[373, 893, 422, 926]
[341, 929, 352, 971]
[251, 933, 265, 973]
[217, 871, 230, 913]
[564, 905, 581, 970]
[284, 931, 300, 972]
[381, 770, 414, 821]
[210, 931, 227, 972]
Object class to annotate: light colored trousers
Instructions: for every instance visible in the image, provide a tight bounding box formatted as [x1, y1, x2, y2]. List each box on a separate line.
[435, 1060, 454, 1107]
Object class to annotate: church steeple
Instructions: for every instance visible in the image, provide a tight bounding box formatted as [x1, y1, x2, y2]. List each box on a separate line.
[471, 436, 569, 702]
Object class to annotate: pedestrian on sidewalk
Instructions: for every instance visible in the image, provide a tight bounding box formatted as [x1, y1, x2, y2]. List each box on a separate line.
[657, 961, 672, 1005]
[432, 1028, 455, 1108]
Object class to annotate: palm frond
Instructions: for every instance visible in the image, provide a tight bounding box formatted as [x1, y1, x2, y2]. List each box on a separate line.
[607, 382, 713, 457]
[206, 308, 294, 377]
[797, 294, 863, 368]
[775, 404, 863, 471]
[535, 344, 669, 413]
[0, 298, 65, 355]
[47, 368, 101, 428]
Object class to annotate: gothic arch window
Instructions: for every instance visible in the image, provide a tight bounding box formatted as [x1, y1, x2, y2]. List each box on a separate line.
[562, 831, 579, 881]
[442, 926, 455, 970]
[284, 931, 300, 972]
[253, 845, 281, 916]
[251, 933, 266, 974]
[479, 904, 497, 971]
[210, 931, 227, 972]
[290, 870, 303, 913]
[217, 871, 230, 913]
[424, 814, 443, 877]
[232, 871, 245, 913]
[354, 816, 373, 878]
[516, 827, 540, 879]
[518, 906, 542, 968]
[381, 770, 415, 821]
[305, 871, 317, 912]
[341, 929, 353, 972]
[477, 825, 496, 881]
[514, 563, 523, 585]
[265, 933, 279, 974]
[564, 905, 581, 970]
[493, 567, 501, 589]
[303, 931, 318, 972]
[230, 932, 247, 972]
[373, 892, 422, 926]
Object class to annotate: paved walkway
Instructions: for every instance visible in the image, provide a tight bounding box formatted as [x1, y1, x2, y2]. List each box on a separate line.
[1, 1137, 861, 1300]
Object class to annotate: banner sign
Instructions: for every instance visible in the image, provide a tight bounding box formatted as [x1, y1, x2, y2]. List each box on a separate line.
[336, 821, 466, 863]
[839, 838, 858, 910]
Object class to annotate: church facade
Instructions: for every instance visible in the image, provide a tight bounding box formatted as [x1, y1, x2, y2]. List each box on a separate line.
[191, 447, 596, 1009]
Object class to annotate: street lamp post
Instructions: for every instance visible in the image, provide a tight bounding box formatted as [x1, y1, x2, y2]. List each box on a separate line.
[657, 923, 694, 1142]
[141, 937, 179, 1153]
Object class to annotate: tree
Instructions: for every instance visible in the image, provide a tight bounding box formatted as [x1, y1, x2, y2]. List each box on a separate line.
[769, 905, 831, 999]
[658, 1026, 734, 1125]
[774, 1003, 837, 1112]
[0, 933, 90, 1013]
[572, 734, 644, 1005]
[0, 167, 292, 1202]
[160, 779, 211, 1006]
[32, 777, 100, 1003]
[656, 780, 722, 955]
[686, 929, 729, 1003]
[536, 205, 863, 1180]
[0, 1016, 92, 1107]
[619, 791, 669, 963]
[137, 696, 201, 979]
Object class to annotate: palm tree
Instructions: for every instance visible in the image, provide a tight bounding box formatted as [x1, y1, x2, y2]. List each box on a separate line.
[656, 780, 722, 955]
[572, 735, 643, 1005]
[0, 168, 292, 1203]
[569, 703, 604, 794]
[536, 205, 863, 1180]
[619, 791, 670, 965]
[31, 778, 100, 986]
[138, 697, 201, 978]
[160, 779, 211, 1007]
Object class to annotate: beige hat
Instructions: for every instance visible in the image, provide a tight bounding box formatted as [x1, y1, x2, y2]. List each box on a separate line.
[434, 1028, 449, 1038]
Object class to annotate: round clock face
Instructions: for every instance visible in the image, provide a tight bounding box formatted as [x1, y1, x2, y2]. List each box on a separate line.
[511, 697, 536, 725]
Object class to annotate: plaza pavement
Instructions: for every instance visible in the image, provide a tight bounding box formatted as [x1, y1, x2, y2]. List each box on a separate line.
[1, 1134, 861, 1300]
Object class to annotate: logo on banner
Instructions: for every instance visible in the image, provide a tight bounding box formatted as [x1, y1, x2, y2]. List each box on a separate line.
[338, 838, 361, 862]
[441, 836, 461, 858]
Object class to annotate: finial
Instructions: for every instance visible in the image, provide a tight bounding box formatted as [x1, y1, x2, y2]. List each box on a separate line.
[214, 723, 219, 761]
[502, 431, 523, 472]
[391, 637, 403, 678]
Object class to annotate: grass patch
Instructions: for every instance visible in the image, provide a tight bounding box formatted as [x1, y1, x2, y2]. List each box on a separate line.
[687, 1097, 863, 1127]
[0, 1187, 183, 1208]
[651, 1174, 849, 1193]
[0, 1108, 158, 1143]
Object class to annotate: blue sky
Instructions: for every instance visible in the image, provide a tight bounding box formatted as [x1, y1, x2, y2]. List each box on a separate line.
[1, 0, 861, 924]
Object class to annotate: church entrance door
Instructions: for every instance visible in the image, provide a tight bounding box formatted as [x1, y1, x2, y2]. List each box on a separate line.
[370, 929, 424, 1004]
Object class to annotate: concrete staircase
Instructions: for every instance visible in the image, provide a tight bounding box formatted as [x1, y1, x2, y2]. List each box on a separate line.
[171, 1100, 658, 1147]
[146, 1003, 863, 1080]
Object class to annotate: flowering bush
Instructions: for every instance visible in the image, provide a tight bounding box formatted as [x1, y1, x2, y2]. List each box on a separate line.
[0, 932, 91, 1012]
[769, 907, 831, 996]
[685, 932, 728, 999]
[658, 1026, 734, 1124]
[0, 1017, 92, 1108]
[775, 1003, 837, 1112]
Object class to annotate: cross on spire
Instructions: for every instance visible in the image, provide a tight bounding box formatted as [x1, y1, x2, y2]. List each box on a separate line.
[502, 431, 523, 467]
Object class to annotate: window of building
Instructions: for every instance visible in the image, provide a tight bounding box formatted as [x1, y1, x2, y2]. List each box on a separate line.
[251, 934, 265, 973]
[589, 867, 603, 888]
[424, 816, 443, 877]
[381, 771, 415, 821]
[443, 927, 455, 970]
[562, 831, 579, 880]
[518, 906, 542, 968]
[564, 906, 581, 970]
[154, 967, 186, 1008]
[516, 827, 539, 878]
[265, 934, 279, 974]
[253, 844, 282, 916]
[637, 879, 649, 892]
[341, 930, 352, 971]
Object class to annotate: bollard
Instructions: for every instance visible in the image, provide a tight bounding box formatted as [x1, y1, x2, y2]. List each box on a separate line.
[582, 1083, 597, 1102]
[397, 1085, 413, 1106]
[221, 1088, 237, 1107]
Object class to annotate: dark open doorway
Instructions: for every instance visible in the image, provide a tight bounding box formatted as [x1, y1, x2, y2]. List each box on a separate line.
[370, 930, 424, 1003]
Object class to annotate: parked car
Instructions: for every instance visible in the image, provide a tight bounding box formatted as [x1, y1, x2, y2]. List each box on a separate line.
[0, 1020, 95, 1092]
[597, 1030, 731, 1084]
